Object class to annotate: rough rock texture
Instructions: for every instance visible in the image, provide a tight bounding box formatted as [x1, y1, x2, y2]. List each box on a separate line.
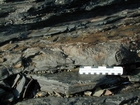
[0, 0, 140, 104]
[16, 90, 140, 105]
[28, 72, 126, 95]
[0, 0, 140, 73]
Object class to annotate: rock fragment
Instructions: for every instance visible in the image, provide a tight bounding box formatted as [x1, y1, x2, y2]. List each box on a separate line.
[15, 89, 140, 105]
[103, 90, 113, 96]
[28, 72, 128, 96]
[0, 58, 3, 63]
[84, 91, 92, 96]
[35, 91, 48, 98]
[28, 72, 105, 95]
[0, 65, 10, 80]
[93, 87, 105, 97]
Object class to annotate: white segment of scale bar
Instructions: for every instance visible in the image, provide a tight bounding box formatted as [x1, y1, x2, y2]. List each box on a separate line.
[79, 66, 123, 75]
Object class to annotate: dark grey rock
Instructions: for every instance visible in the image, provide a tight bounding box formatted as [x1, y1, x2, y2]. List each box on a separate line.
[0, 65, 9, 80]
[0, 0, 140, 43]
[0, 0, 140, 104]
[28, 72, 104, 95]
[28, 72, 126, 95]
[128, 68, 140, 82]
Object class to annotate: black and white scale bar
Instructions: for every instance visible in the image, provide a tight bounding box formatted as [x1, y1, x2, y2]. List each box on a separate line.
[79, 66, 123, 75]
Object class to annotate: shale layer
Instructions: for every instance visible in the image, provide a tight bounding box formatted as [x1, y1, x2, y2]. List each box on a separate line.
[0, 0, 140, 105]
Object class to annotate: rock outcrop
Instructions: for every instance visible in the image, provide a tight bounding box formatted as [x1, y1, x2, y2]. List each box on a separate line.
[0, 0, 140, 104]
[0, 0, 140, 72]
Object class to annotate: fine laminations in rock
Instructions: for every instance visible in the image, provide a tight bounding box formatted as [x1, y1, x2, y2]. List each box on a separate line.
[0, 0, 140, 105]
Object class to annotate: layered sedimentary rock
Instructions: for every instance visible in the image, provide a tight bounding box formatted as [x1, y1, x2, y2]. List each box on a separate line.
[16, 90, 140, 105]
[0, 0, 140, 104]
[0, 0, 140, 72]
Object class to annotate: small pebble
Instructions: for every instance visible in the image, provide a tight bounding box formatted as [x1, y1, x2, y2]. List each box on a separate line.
[104, 90, 113, 96]
[93, 88, 104, 97]
[0, 58, 4, 63]
[14, 63, 22, 68]
[35, 91, 48, 97]
[84, 91, 92, 96]
[54, 91, 62, 97]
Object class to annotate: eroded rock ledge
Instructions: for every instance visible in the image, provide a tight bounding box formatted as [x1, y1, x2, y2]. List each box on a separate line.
[0, 1, 140, 72]
[0, 0, 140, 105]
